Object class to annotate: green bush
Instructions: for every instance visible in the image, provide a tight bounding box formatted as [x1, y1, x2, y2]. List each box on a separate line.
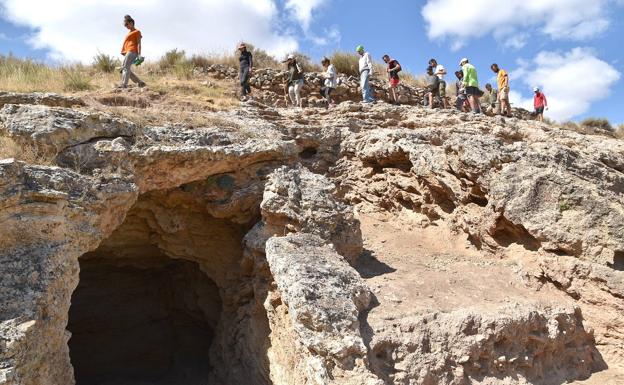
[92, 52, 119, 73]
[174, 60, 194, 80]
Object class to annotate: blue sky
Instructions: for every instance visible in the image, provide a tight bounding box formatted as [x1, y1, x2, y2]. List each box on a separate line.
[1, 0, 623, 124]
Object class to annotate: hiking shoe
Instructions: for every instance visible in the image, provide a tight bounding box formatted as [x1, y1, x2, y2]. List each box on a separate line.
[137, 82, 146, 88]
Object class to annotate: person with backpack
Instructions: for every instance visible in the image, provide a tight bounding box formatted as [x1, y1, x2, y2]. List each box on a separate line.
[356, 45, 375, 104]
[320, 57, 337, 108]
[460, 58, 481, 113]
[454, 71, 468, 111]
[429, 59, 449, 108]
[118, 15, 146, 89]
[533, 87, 548, 122]
[424, 66, 439, 108]
[238, 43, 253, 100]
[382, 54, 401, 105]
[284, 54, 304, 108]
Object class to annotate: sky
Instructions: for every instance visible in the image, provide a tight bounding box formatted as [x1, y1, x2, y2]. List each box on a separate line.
[0, 0, 623, 124]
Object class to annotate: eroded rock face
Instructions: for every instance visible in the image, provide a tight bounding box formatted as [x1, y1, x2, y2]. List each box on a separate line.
[1, 94, 623, 385]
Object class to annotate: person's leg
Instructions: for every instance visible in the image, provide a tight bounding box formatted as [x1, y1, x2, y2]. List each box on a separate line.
[121, 52, 135, 87]
[239, 67, 249, 97]
[295, 80, 303, 107]
[360, 72, 367, 102]
[362, 71, 374, 102]
[439, 81, 447, 108]
[288, 84, 296, 106]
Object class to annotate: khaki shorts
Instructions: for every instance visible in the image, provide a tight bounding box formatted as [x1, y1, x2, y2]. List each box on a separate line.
[499, 86, 509, 101]
[438, 80, 446, 98]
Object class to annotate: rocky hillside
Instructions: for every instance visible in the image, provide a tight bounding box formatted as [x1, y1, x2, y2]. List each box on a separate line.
[0, 89, 622, 385]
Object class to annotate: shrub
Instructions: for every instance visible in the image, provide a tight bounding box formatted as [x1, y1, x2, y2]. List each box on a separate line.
[580, 117, 612, 132]
[0, 55, 59, 92]
[62, 67, 92, 91]
[159, 49, 186, 70]
[174, 60, 194, 80]
[329, 51, 360, 77]
[242, 43, 280, 69]
[92, 52, 119, 73]
[616, 124, 624, 139]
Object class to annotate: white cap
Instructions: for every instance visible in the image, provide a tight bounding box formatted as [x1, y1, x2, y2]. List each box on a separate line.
[459, 58, 469, 66]
[534, 87, 540, 92]
[287, 54, 295, 60]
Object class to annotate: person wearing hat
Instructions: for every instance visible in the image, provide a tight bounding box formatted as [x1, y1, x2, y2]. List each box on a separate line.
[320, 57, 337, 108]
[356, 45, 375, 103]
[460, 58, 481, 113]
[283, 54, 304, 108]
[118, 15, 146, 89]
[533, 87, 548, 122]
[454, 70, 469, 111]
[238, 43, 253, 100]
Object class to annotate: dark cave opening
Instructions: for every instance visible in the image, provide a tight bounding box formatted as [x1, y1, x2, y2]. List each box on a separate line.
[67, 256, 222, 385]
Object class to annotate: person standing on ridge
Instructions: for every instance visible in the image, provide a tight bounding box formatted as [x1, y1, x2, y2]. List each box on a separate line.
[454, 70, 468, 111]
[356, 45, 375, 104]
[383, 54, 401, 105]
[320, 57, 337, 108]
[491, 63, 511, 117]
[424, 66, 439, 109]
[238, 43, 253, 100]
[484, 83, 498, 115]
[460, 58, 481, 113]
[533, 87, 548, 122]
[118, 15, 145, 89]
[429, 59, 449, 108]
[283, 54, 304, 108]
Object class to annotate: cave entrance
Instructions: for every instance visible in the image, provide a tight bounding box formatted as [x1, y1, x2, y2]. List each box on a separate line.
[67, 255, 222, 385]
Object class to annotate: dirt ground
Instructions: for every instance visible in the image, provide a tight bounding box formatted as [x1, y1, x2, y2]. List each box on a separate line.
[355, 212, 624, 385]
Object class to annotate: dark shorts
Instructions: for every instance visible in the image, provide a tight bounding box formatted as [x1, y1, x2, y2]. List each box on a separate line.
[466, 86, 480, 96]
[535, 106, 544, 114]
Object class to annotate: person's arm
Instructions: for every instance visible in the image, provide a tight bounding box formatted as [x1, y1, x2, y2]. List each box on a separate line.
[392, 63, 402, 73]
[462, 67, 468, 86]
[366, 54, 373, 75]
[544, 94, 548, 109]
[137, 35, 142, 56]
[436, 66, 447, 76]
[249, 53, 253, 73]
[502, 73, 509, 88]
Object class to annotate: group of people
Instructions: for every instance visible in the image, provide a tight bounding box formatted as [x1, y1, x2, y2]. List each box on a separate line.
[116, 16, 549, 120]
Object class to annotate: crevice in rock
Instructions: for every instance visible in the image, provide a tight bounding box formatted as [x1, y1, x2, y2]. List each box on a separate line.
[298, 146, 318, 159]
[608, 251, 624, 271]
[490, 215, 541, 251]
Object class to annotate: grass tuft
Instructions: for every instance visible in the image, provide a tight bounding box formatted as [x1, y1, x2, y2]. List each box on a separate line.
[92, 52, 119, 73]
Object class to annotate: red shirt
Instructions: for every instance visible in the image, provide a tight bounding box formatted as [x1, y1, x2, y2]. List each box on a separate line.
[534, 92, 547, 108]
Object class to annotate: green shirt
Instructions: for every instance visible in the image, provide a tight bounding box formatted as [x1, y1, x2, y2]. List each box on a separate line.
[462, 63, 479, 88]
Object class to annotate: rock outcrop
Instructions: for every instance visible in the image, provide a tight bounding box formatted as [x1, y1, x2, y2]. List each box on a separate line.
[0, 92, 623, 385]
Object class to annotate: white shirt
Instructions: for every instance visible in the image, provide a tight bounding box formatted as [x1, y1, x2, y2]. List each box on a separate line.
[324, 64, 337, 88]
[434, 64, 446, 80]
[359, 52, 373, 75]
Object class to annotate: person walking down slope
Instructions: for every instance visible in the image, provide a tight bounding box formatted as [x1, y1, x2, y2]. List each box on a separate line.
[429, 59, 449, 108]
[382, 55, 401, 105]
[118, 15, 145, 89]
[284, 54, 304, 108]
[356, 45, 375, 104]
[238, 43, 253, 100]
[320, 57, 337, 108]
[460, 58, 481, 113]
[491, 63, 511, 117]
[533, 87, 548, 122]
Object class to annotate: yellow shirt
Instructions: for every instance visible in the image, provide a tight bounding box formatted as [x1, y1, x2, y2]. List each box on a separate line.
[497, 69, 508, 90]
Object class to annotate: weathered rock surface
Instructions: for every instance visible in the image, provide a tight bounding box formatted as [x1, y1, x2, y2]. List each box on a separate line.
[0, 94, 623, 385]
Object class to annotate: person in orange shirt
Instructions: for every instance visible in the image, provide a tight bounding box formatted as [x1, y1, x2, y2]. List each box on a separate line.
[119, 15, 145, 88]
[491, 63, 510, 117]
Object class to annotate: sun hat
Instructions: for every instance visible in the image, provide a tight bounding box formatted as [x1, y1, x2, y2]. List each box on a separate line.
[238, 43, 246, 50]
[282, 54, 295, 63]
[356, 45, 364, 52]
[534, 87, 540, 92]
[459, 58, 469, 66]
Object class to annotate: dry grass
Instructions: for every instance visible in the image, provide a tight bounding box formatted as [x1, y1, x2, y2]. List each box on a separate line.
[0, 137, 52, 164]
[615, 124, 624, 139]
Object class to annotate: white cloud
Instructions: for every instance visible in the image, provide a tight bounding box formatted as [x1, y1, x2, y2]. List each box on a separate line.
[285, 0, 326, 31]
[0, 0, 299, 62]
[422, 0, 617, 48]
[509, 48, 621, 121]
